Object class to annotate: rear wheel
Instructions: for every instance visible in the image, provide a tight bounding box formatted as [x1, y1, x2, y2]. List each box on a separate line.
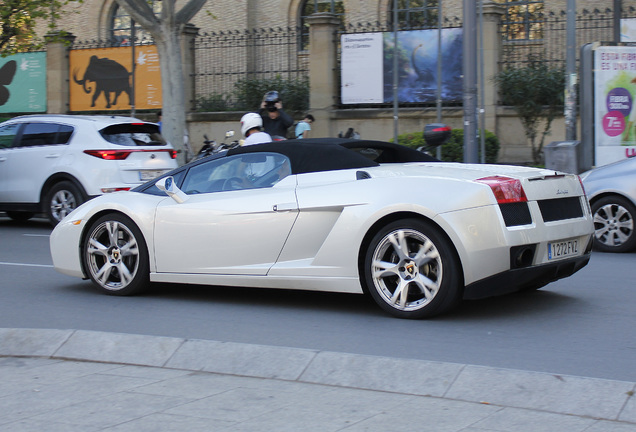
[363, 219, 462, 319]
[45, 181, 84, 226]
[6, 211, 35, 222]
[591, 195, 636, 253]
[83, 213, 149, 296]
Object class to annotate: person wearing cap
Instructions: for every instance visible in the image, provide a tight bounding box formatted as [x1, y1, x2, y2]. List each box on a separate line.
[240, 112, 272, 146]
[259, 91, 294, 139]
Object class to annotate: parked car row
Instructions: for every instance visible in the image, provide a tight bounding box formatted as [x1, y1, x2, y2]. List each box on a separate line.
[0, 114, 177, 226]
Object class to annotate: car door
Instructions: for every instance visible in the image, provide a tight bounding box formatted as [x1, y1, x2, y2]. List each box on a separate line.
[0, 122, 20, 202]
[2, 122, 74, 203]
[154, 152, 298, 275]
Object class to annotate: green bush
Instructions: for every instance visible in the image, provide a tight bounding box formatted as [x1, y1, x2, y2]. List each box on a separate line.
[394, 129, 500, 164]
[232, 75, 310, 113]
[195, 93, 232, 112]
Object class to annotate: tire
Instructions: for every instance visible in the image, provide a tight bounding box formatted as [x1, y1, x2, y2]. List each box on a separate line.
[6, 211, 35, 222]
[45, 181, 84, 226]
[591, 195, 636, 253]
[83, 213, 149, 296]
[363, 219, 462, 319]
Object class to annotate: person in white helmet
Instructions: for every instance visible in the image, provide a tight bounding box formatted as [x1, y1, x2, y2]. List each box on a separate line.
[241, 112, 272, 146]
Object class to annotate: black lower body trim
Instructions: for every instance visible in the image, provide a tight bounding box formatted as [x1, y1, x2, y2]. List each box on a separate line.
[463, 252, 591, 300]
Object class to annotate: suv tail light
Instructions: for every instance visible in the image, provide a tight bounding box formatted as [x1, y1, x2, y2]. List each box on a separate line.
[476, 176, 528, 204]
[84, 149, 177, 160]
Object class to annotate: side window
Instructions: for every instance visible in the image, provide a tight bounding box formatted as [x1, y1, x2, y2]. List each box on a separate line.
[181, 153, 291, 195]
[19, 123, 73, 147]
[0, 123, 19, 149]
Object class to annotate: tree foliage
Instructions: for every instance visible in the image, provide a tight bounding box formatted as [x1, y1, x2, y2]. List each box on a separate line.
[494, 60, 565, 164]
[394, 128, 500, 164]
[0, 0, 72, 56]
[114, 0, 207, 164]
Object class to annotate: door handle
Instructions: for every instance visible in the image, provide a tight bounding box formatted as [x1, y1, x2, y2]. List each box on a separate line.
[45, 154, 61, 158]
[0, 157, 6, 162]
[273, 203, 297, 212]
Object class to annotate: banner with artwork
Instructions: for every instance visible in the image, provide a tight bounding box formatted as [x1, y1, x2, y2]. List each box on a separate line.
[341, 28, 463, 105]
[593, 45, 636, 165]
[70, 45, 162, 111]
[0, 52, 46, 113]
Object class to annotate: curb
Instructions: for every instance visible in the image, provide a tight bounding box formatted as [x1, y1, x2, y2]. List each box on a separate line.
[1, 327, 635, 423]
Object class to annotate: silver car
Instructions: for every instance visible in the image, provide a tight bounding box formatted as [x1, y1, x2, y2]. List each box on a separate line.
[581, 156, 636, 253]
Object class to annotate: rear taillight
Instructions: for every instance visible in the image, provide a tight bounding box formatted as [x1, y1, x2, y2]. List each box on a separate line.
[101, 187, 131, 193]
[84, 149, 177, 160]
[84, 150, 132, 160]
[476, 176, 528, 204]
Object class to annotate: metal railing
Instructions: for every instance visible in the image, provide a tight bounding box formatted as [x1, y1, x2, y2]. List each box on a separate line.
[192, 27, 309, 112]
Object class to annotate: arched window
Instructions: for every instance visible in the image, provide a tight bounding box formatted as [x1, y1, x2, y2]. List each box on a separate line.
[299, 0, 345, 51]
[110, 0, 162, 45]
[389, 0, 439, 30]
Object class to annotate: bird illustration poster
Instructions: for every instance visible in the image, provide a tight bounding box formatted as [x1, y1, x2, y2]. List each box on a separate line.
[341, 28, 463, 105]
[0, 52, 46, 113]
[69, 45, 162, 111]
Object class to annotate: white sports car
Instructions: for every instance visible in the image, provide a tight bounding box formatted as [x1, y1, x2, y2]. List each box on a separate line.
[50, 138, 594, 318]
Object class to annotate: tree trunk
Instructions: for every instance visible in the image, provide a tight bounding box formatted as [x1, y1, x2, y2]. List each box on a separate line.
[155, 26, 190, 165]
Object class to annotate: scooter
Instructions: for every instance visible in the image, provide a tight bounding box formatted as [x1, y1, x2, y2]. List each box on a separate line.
[196, 130, 240, 159]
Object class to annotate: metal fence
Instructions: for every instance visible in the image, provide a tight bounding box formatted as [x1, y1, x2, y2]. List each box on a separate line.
[192, 27, 309, 112]
[499, 7, 636, 69]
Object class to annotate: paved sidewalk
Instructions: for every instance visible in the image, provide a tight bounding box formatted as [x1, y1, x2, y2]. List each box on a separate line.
[1, 328, 636, 431]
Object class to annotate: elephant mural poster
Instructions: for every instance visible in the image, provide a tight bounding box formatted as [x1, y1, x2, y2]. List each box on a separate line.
[70, 45, 162, 111]
[0, 52, 46, 114]
[341, 28, 463, 105]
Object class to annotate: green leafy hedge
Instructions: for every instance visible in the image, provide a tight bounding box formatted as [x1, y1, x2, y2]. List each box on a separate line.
[196, 75, 310, 113]
[394, 128, 500, 164]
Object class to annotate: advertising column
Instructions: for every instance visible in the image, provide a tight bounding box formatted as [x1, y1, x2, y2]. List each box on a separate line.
[594, 45, 636, 165]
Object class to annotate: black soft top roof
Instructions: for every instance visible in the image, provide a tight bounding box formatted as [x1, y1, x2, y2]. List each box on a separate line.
[227, 138, 438, 175]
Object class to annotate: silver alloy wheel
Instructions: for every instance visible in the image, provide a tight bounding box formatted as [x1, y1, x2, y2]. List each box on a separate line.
[50, 189, 77, 222]
[593, 203, 634, 248]
[86, 220, 140, 291]
[370, 228, 442, 312]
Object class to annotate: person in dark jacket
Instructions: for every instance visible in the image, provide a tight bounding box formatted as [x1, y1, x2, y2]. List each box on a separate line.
[259, 91, 293, 139]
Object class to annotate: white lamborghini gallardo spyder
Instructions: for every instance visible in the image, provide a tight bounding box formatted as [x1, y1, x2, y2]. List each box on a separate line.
[50, 137, 594, 319]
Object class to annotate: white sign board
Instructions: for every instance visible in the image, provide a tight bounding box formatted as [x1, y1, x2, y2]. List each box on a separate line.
[341, 33, 384, 104]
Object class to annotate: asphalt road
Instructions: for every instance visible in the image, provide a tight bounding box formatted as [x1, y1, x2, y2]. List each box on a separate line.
[1, 214, 635, 382]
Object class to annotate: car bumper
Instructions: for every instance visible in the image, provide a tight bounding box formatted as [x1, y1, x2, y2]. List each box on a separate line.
[463, 247, 592, 300]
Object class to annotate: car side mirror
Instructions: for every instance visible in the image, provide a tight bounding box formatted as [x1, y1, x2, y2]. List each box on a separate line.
[155, 176, 188, 204]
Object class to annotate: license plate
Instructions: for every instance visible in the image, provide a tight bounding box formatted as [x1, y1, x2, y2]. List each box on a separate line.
[139, 170, 166, 181]
[548, 239, 579, 260]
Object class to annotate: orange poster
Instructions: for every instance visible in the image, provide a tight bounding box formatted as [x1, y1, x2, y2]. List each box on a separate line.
[70, 46, 162, 111]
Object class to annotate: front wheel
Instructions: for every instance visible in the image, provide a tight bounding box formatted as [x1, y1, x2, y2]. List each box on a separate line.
[83, 213, 149, 296]
[363, 219, 462, 319]
[591, 195, 636, 253]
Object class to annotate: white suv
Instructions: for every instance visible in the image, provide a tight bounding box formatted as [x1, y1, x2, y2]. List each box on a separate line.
[0, 115, 178, 225]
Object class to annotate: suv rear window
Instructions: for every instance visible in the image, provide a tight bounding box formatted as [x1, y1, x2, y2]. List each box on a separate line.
[19, 123, 74, 147]
[100, 123, 167, 147]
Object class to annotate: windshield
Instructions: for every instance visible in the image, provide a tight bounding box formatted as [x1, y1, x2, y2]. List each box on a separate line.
[100, 123, 167, 146]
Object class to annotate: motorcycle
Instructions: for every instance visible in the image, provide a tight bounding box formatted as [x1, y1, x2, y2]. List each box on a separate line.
[196, 130, 240, 159]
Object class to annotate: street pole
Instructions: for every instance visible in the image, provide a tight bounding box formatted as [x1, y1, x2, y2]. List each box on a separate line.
[565, 0, 577, 141]
[463, 0, 478, 163]
[393, 0, 399, 144]
[614, 0, 622, 42]
[436, 0, 443, 159]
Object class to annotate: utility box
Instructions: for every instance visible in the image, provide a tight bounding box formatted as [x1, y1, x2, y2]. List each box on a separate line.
[545, 141, 582, 174]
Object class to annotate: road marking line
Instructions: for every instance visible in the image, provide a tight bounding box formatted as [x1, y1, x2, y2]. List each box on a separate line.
[0, 261, 54, 268]
[24, 234, 50, 237]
